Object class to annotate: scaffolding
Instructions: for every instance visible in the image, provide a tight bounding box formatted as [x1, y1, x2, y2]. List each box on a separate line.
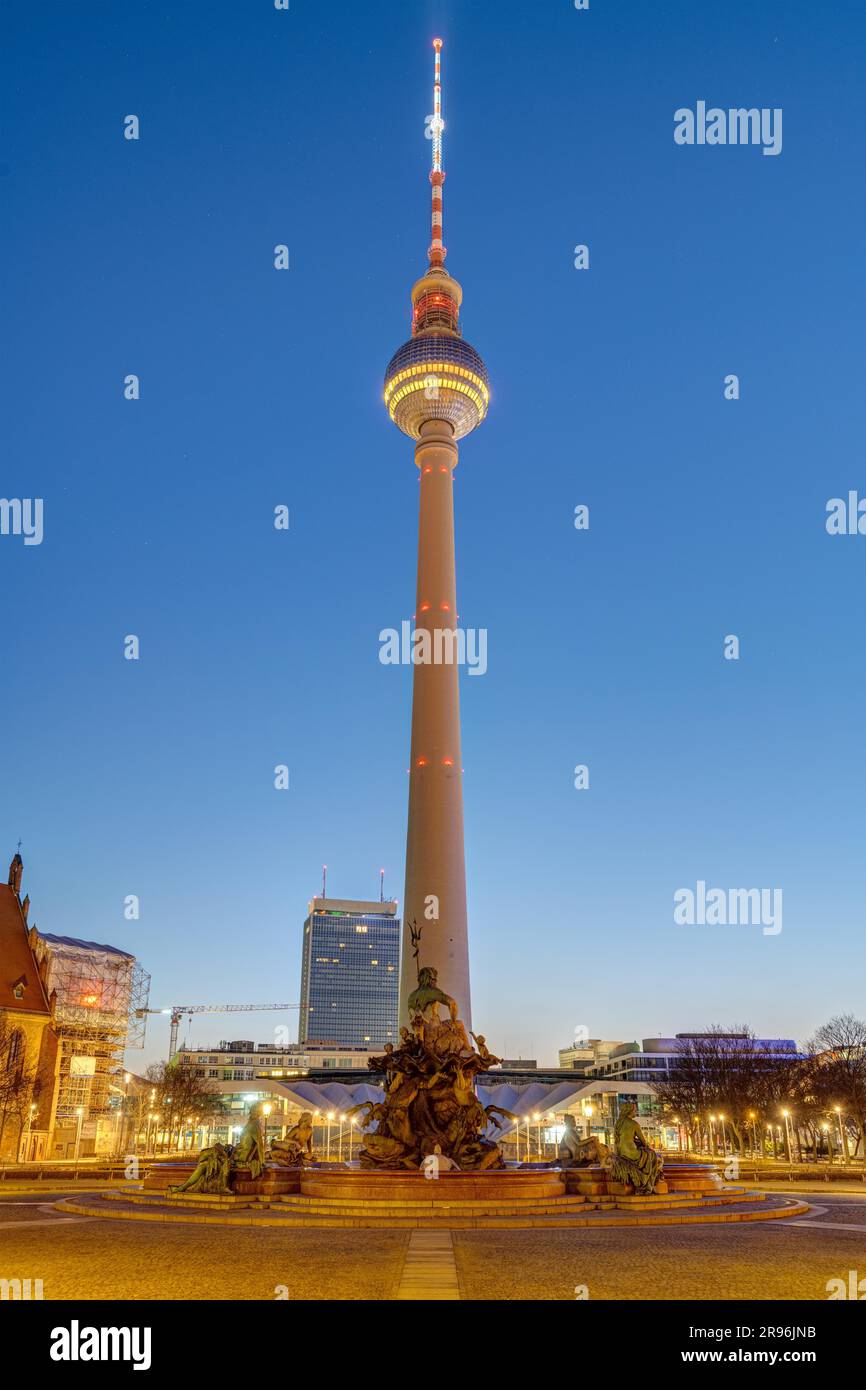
[32, 933, 150, 1120]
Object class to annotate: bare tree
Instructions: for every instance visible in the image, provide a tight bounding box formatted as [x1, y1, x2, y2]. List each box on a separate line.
[140, 1061, 227, 1152]
[803, 1015, 866, 1159]
[654, 1026, 801, 1155]
[0, 1016, 40, 1159]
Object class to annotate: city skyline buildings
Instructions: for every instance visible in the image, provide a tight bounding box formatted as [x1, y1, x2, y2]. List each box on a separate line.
[4, 1, 864, 1075]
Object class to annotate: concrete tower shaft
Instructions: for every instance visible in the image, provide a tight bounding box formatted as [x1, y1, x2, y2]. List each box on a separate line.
[399, 419, 471, 1028]
[385, 40, 488, 1030]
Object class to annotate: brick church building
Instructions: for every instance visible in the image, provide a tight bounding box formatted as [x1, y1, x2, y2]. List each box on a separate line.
[0, 852, 59, 1159]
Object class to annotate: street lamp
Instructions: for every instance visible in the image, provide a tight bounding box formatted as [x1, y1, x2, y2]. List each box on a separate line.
[709, 1114, 717, 1155]
[262, 1103, 273, 1150]
[118, 1072, 132, 1157]
[781, 1109, 794, 1163]
[326, 1112, 334, 1161]
[349, 1117, 357, 1163]
[834, 1106, 849, 1164]
[73, 1106, 85, 1162]
[821, 1123, 831, 1162]
[17, 1102, 37, 1162]
[584, 1103, 594, 1140]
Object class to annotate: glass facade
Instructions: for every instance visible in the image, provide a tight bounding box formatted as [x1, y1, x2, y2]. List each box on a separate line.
[299, 904, 400, 1049]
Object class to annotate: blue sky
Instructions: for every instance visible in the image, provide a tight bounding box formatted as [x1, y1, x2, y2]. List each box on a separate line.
[3, 0, 864, 1069]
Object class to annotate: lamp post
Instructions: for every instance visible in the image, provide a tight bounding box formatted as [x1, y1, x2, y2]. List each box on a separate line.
[119, 1072, 131, 1157]
[709, 1114, 717, 1155]
[533, 1113, 541, 1158]
[781, 1110, 793, 1163]
[326, 1112, 334, 1161]
[349, 1117, 357, 1163]
[18, 1102, 37, 1162]
[262, 1103, 273, 1151]
[717, 1113, 726, 1156]
[748, 1111, 758, 1159]
[584, 1103, 594, 1141]
[820, 1123, 831, 1162]
[73, 1106, 85, 1162]
[834, 1106, 849, 1164]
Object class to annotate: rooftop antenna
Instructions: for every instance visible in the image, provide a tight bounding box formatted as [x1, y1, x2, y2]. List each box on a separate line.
[379, 868, 385, 902]
[322, 864, 327, 899]
[428, 38, 446, 269]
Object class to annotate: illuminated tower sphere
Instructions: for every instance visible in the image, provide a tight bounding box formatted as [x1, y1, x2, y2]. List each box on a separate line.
[384, 39, 490, 1030]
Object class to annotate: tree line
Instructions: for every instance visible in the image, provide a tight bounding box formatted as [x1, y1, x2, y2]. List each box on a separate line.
[652, 1015, 866, 1160]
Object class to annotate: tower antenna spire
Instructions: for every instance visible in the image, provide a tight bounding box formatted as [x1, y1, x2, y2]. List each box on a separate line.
[428, 38, 446, 268]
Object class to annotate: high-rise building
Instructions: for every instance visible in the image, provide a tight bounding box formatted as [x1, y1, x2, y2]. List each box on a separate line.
[384, 40, 490, 1029]
[298, 897, 400, 1049]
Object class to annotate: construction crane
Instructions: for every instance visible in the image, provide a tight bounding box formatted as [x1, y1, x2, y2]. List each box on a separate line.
[135, 1004, 301, 1061]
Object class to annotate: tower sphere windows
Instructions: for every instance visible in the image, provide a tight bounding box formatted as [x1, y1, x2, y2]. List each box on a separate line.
[384, 335, 489, 441]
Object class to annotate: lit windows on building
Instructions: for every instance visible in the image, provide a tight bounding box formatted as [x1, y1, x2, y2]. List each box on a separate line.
[298, 896, 399, 1049]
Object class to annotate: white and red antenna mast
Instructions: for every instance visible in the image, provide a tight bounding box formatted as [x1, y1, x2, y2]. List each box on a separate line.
[428, 38, 446, 268]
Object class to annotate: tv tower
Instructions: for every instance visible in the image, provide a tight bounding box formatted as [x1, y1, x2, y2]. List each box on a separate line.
[384, 39, 490, 1029]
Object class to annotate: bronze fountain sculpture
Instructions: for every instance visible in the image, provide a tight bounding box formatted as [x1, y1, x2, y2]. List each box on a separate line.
[346, 924, 516, 1170]
[170, 1104, 314, 1195]
[609, 1102, 664, 1194]
[170, 1105, 267, 1195]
